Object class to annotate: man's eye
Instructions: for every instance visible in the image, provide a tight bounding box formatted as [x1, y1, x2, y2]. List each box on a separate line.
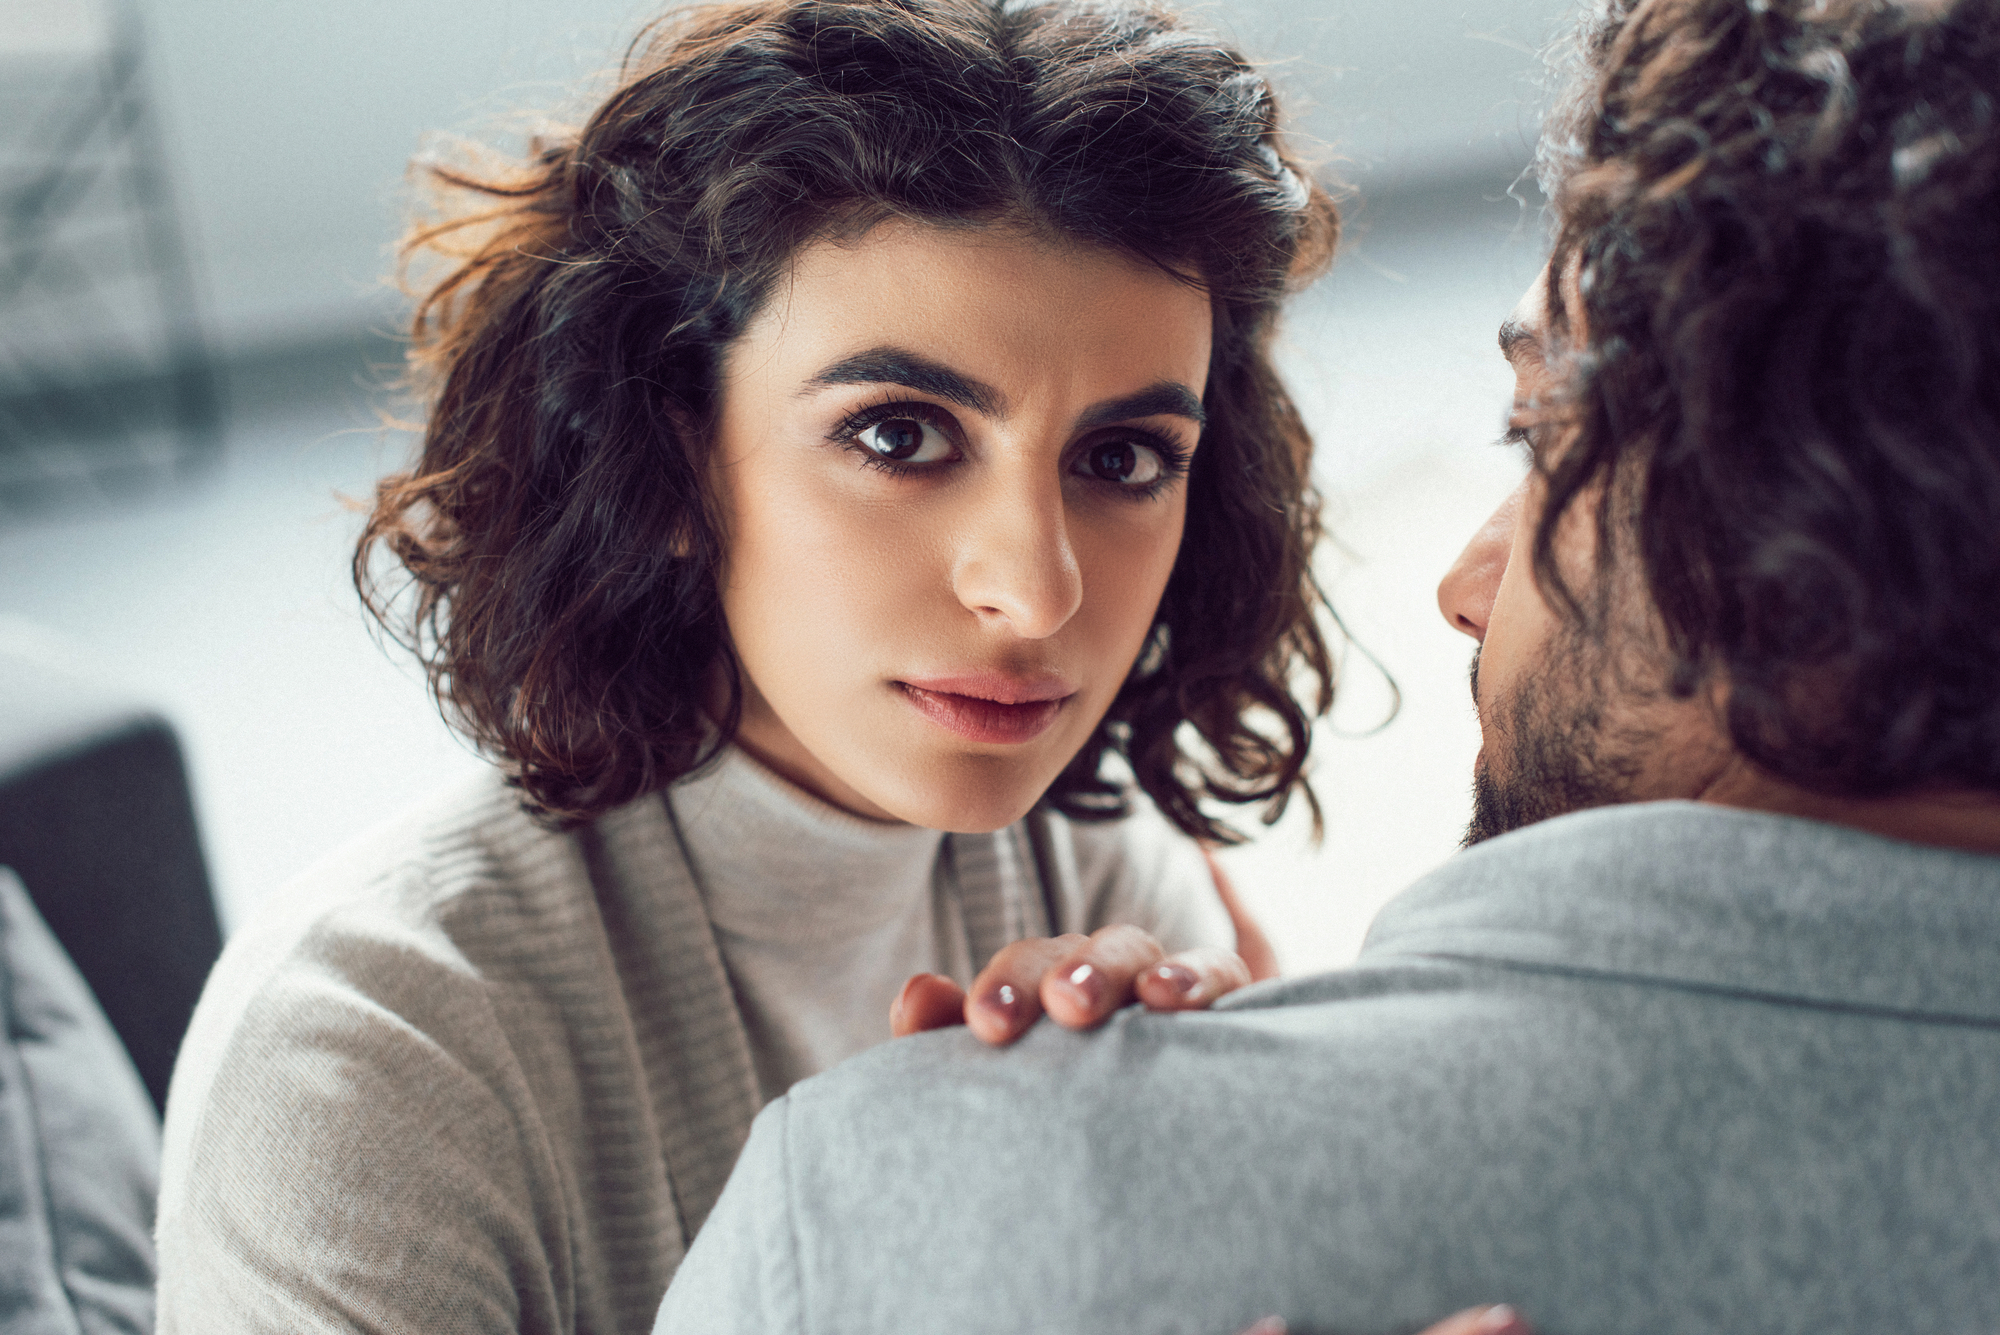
[1075, 437, 1166, 486]
[857, 417, 954, 464]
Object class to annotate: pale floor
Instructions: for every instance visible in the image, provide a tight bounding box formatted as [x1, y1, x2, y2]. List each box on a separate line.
[0, 179, 1541, 970]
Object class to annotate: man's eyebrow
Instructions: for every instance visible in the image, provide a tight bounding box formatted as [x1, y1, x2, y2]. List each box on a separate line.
[1498, 319, 1543, 366]
[802, 347, 1004, 417]
[1075, 381, 1206, 431]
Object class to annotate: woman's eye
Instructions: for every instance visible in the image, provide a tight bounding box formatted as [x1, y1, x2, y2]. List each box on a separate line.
[1075, 437, 1166, 486]
[856, 416, 955, 464]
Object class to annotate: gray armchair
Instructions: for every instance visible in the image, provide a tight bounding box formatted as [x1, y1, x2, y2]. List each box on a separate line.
[0, 631, 222, 1113]
[0, 865, 157, 1334]
[0, 626, 226, 1332]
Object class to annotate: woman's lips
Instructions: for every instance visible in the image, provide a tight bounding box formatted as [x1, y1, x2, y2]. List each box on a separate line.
[896, 677, 1072, 745]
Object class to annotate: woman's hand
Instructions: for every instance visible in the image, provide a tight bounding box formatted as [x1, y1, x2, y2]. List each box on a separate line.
[891, 924, 1254, 1044]
[1239, 1306, 1529, 1335]
[891, 850, 1282, 1045]
[1203, 848, 1279, 982]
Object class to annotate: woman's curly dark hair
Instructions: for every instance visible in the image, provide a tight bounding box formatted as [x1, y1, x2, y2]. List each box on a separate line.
[1534, 0, 2000, 795]
[356, 0, 1338, 836]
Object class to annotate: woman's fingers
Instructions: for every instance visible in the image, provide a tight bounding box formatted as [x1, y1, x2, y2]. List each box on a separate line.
[946, 925, 1262, 1047]
[1132, 945, 1253, 1011]
[1236, 1307, 1529, 1335]
[963, 935, 1087, 1045]
[1203, 849, 1281, 981]
[889, 972, 968, 1038]
[1039, 924, 1168, 1029]
[1415, 1306, 1532, 1335]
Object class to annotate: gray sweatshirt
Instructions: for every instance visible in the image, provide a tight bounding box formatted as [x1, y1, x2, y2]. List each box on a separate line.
[659, 801, 2000, 1335]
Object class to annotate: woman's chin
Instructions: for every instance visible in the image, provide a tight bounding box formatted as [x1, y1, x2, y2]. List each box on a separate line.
[868, 789, 1044, 835]
[850, 751, 1060, 834]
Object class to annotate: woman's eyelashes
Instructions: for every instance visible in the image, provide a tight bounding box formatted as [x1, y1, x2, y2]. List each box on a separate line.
[1070, 431, 1190, 495]
[855, 413, 957, 467]
[834, 402, 961, 474]
[830, 399, 1192, 497]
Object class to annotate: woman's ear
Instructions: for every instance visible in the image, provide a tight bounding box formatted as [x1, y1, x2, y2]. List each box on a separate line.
[657, 398, 724, 563]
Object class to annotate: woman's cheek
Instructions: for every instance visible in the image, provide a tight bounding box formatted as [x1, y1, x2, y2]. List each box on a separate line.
[736, 463, 955, 704]
[1076, 494, 1188, 658]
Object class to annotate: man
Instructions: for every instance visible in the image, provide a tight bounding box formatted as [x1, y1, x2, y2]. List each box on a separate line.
[657, 0, 2000, 1328]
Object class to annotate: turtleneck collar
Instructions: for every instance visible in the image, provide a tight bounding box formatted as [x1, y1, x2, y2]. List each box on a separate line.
[667, 744, 946, 943]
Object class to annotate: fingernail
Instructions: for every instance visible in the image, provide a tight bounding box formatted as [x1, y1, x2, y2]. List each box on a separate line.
[979, 982, 1019, 1020]
[1473, 1305, 1529, 1335]
[1061, 963, 1100, 1007]
[1154, 962, 1198, 997]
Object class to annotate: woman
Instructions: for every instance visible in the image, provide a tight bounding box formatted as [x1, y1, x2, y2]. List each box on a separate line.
[155, 1, 1339, 1331]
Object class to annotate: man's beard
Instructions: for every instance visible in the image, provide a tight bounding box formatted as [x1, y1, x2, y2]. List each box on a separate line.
[1462, 622, 1655, 846]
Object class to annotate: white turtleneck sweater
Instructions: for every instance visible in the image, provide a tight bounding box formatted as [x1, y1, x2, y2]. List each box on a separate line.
[669, 745, 1232, 1100]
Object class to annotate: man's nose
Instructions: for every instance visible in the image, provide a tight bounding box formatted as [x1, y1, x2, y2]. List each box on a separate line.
[1437, 482, 1525, 642]
[951, 472, 1084, 640]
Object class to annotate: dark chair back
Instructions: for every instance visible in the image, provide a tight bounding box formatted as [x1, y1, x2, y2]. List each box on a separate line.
[0, 632, 222, 1112]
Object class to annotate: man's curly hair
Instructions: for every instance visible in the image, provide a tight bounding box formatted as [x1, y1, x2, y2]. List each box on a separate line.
[1535, 0, 2000, 795]
[356, 0, 1338, 836]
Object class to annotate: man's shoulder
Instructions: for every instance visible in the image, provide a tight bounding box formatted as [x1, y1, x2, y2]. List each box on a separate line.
[667, 806, 2000, 1334]
[1362, 799, 2000, 1020]
[681, 962, 1537, 1331]
[664, 948, 1549, 1330]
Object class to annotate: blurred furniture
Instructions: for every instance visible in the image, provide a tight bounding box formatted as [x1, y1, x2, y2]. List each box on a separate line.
[0, 0, 222, 512]
[0, 865, 157, 1334]
[0, 623, 223, 1113]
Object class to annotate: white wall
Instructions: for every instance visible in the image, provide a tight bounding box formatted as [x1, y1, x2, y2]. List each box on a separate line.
[1216, 0, 1562, 186]
[128, 0, 1567, 357]
[136, 0, 659, 352]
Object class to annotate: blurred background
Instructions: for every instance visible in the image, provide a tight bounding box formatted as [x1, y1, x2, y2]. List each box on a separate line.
[0, 0, 1553, 971]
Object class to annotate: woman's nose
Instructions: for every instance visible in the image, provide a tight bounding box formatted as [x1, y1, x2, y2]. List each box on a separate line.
[951, 477, 1083, 640]
[1438, 482, 1525, 642]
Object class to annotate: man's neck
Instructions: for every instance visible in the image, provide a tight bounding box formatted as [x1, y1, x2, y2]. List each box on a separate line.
[1699, 761, 2000, 856]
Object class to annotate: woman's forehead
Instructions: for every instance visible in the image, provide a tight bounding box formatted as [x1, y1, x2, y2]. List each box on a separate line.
[727, 218, 1214, 406]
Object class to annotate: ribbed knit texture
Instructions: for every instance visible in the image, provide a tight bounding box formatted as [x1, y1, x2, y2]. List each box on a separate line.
[155, 767, 1225, 1335]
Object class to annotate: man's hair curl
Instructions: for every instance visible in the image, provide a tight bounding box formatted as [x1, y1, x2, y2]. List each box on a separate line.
[1536, 0, 2000, 796]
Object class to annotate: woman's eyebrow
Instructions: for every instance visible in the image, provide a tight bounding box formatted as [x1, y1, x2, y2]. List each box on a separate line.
[802, 347, 1004, 416]
[1075, 382, 1205, 430]
[802, 349, 1204, 431]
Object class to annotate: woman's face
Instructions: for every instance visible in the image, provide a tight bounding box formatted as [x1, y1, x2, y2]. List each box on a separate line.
[710, 218, 1212, 831]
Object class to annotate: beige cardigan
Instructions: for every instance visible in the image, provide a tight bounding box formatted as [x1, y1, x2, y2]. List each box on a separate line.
[155, 771, 1219, 1335]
